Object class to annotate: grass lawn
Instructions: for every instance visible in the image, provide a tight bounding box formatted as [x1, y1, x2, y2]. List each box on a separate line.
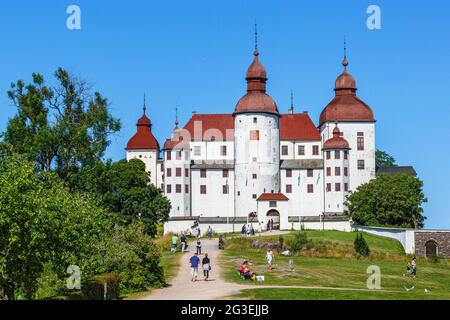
[221, 231, 450, 300]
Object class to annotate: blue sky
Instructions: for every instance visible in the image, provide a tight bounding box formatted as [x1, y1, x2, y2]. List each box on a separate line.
[0, 1, 449, 229]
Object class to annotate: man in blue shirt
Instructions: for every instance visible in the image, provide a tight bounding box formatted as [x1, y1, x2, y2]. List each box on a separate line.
[190, 253, 200, 282]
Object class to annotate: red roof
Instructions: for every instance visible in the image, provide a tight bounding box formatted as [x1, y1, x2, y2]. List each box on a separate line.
[126, 114, 160, 150]
[323, 125, 350, 150]
[319, 62, 375, 126]
[280, 113, 321, 141]
[257, 193, 289, 201]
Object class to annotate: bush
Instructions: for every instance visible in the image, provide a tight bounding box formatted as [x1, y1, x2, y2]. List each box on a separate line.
[278, 236, 285, 251]
[82, 273, 120, 300]
[354, 233, 370, 257]
[429, 254, 441, 264]
[287, 231, 311, 253]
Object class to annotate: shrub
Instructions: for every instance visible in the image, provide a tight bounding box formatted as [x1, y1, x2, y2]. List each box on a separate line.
[82, 273, 120, 300]
[287, 231, 311, 253]
[278, 236, 285, 251]
[354, 233, 370, 257]
[429, 254, 441, 264]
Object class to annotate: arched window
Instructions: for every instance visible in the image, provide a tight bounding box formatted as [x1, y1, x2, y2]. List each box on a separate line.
[425, 240, 438, 257]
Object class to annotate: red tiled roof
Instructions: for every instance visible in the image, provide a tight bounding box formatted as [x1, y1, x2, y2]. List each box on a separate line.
[126, 115, 160, 150]
[323, 125, 350, 150]
[257, 193, 289, 201]
[280, 113, 321, 141]
[162, 112, 321, 149]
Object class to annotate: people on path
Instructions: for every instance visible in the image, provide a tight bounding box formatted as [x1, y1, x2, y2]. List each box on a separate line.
[404, 261, 412, 277]
[202, 253, 211, 281]
[270, 219, 274, 231]
[265, 249, 274, 270]
[258, 222, 263, 234]
[250, 224, 255, 236]
[411, 257, 417, 278]
[241, 224, 246, 237]
[180, 233, 187, 252]
[196, 239, 202, 255]
[171, 234, 179, 253]
[190, 253, 200, 282]
[207, 226, 213, 240]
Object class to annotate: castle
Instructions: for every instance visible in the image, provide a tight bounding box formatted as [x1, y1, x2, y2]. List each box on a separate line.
[126, 43, 376, 235]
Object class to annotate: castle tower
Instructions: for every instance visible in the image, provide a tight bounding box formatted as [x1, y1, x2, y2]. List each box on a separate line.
[323, 124, 351, 214]
[319, 47, 376, 191]
[233, 35, 280, 218]
[126, 96, 161, 187]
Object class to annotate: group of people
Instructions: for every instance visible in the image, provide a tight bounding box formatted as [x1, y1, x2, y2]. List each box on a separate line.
[189, 252, 211, 282]
[240, 220, 277, 237]
[404, 257, 417, 278]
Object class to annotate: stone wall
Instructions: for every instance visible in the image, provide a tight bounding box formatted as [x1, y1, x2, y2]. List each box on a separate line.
[415, 231, 450, 258]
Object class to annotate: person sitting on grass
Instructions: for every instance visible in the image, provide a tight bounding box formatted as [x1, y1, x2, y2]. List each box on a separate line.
[240, 260, 253, 279]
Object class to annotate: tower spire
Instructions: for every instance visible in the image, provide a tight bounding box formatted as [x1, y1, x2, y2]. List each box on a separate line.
[175, 105, 179, 129]
[342, 36, 349, 69]
[288, 90, 295, 114]
[143, 93, 147, 115]
[254, 22, 259, 56]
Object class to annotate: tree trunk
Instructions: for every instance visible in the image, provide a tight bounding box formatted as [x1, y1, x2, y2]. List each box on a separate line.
[2, 281, 15, 300]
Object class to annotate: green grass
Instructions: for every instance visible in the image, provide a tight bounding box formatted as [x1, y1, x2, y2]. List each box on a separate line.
[221, 231, 450, 300]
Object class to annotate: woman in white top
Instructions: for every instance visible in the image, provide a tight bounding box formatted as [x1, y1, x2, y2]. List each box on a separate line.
[265, 249, 274, 270]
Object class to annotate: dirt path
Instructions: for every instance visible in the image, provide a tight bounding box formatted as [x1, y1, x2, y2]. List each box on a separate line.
[142, 231, 401, 300]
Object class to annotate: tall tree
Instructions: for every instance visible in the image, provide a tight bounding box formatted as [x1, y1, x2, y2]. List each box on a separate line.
[3, 68, 121, 180]
[345, 173, 427, 229]
[376, 149, 396, 168]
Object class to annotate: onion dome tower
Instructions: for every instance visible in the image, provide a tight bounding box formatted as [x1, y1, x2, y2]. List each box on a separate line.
[126, 95, 160, 186]
[234, 25, 280, 220]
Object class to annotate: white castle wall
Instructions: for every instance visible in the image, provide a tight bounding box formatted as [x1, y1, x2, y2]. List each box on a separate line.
[234, 113, 280, 218]
[324, 150, 351, 214]
[126, 149, 161, 187]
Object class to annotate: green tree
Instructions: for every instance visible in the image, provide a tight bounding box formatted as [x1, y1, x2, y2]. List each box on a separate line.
[0, 152, 112, 300]
[376, 149, 396, 168]
[3, 68, 120, 180]
[354, 233, 370, 257]
[71, 159, 171, 237]
[345, 173, 427, 229]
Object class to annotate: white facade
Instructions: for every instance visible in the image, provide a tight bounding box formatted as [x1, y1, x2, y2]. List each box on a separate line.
[126, 149, 162, 188]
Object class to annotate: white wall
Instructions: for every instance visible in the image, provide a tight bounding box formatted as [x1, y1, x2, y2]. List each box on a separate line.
[320, 122, 376, 191]
[280, 141, 322, 160]
[126, 149, 160, 187]
[234, 113, 280, 218]
[353, 225, 414, 254]
[164, 148, 191, 217]
[324, 150, 350, 214]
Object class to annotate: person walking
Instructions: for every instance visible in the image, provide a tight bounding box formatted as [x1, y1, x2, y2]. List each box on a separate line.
[196, 239, 202, 255]
[202, 253, 211, 281]
[411, 257, 417, 278]
[258, 222, 263, 234]
[265, 249, 275, 270]
[180, 233, 187, 253]
[241, 224, 246, 237]
[190, 253, 200, 282]
[171, 234, 179, 253]
[207, 226, 213, 240]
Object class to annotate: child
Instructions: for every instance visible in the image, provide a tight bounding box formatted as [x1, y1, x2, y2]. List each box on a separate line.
[196, 239, 202, 255]
[404, 262, 412, 277]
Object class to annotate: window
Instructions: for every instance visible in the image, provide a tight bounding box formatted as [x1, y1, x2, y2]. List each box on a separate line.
[252, 173, 257, 180]
[250, 130, 260, 141]
[344, 183, 349, 192]
[166, 184, 172, 194]
[184, 150, 190, 159]
[326, 151, 331, 160]
[326, 183, 332, 192]
[223, 185, 229, 194]
[335, 150, 340, 160]
[176, 151, 182, 160]
[252, 157, 257, 162]
[253, 117, 257, 124]
[335, 183, 341, 192]
[166, 151, 172, 160]
[298, 145, 305, 156]
[358, 160, 365, 170]
[307, 184, 314, 194]
[176, 168, 182, 177]
[167, 168, 172, 177]
[282, 145, 289, 156]
[357, 132, 365, 151]
[269, 201, 277, 208]
[286, 169, 292, 178]
[326, 167, 331, 177]
[252, 194, 257, 199]
[185, 168, 189, 177]
[335, 167, 341, 176]
[307, 169, 314, 178]
[312, 145, 319, 156]
[221, 145, 227, 156]
[344, 151, 348, 160]
[176, 184, 182, 193]
[185, 184, 189, 194]
[344, 167, 348, 177]
[223, 169, 229, 178]
[286, 184, 293, 194]
[194, 146, 201, 156]
[200, 185, 207, 194]
[200, 169, 207, 178]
